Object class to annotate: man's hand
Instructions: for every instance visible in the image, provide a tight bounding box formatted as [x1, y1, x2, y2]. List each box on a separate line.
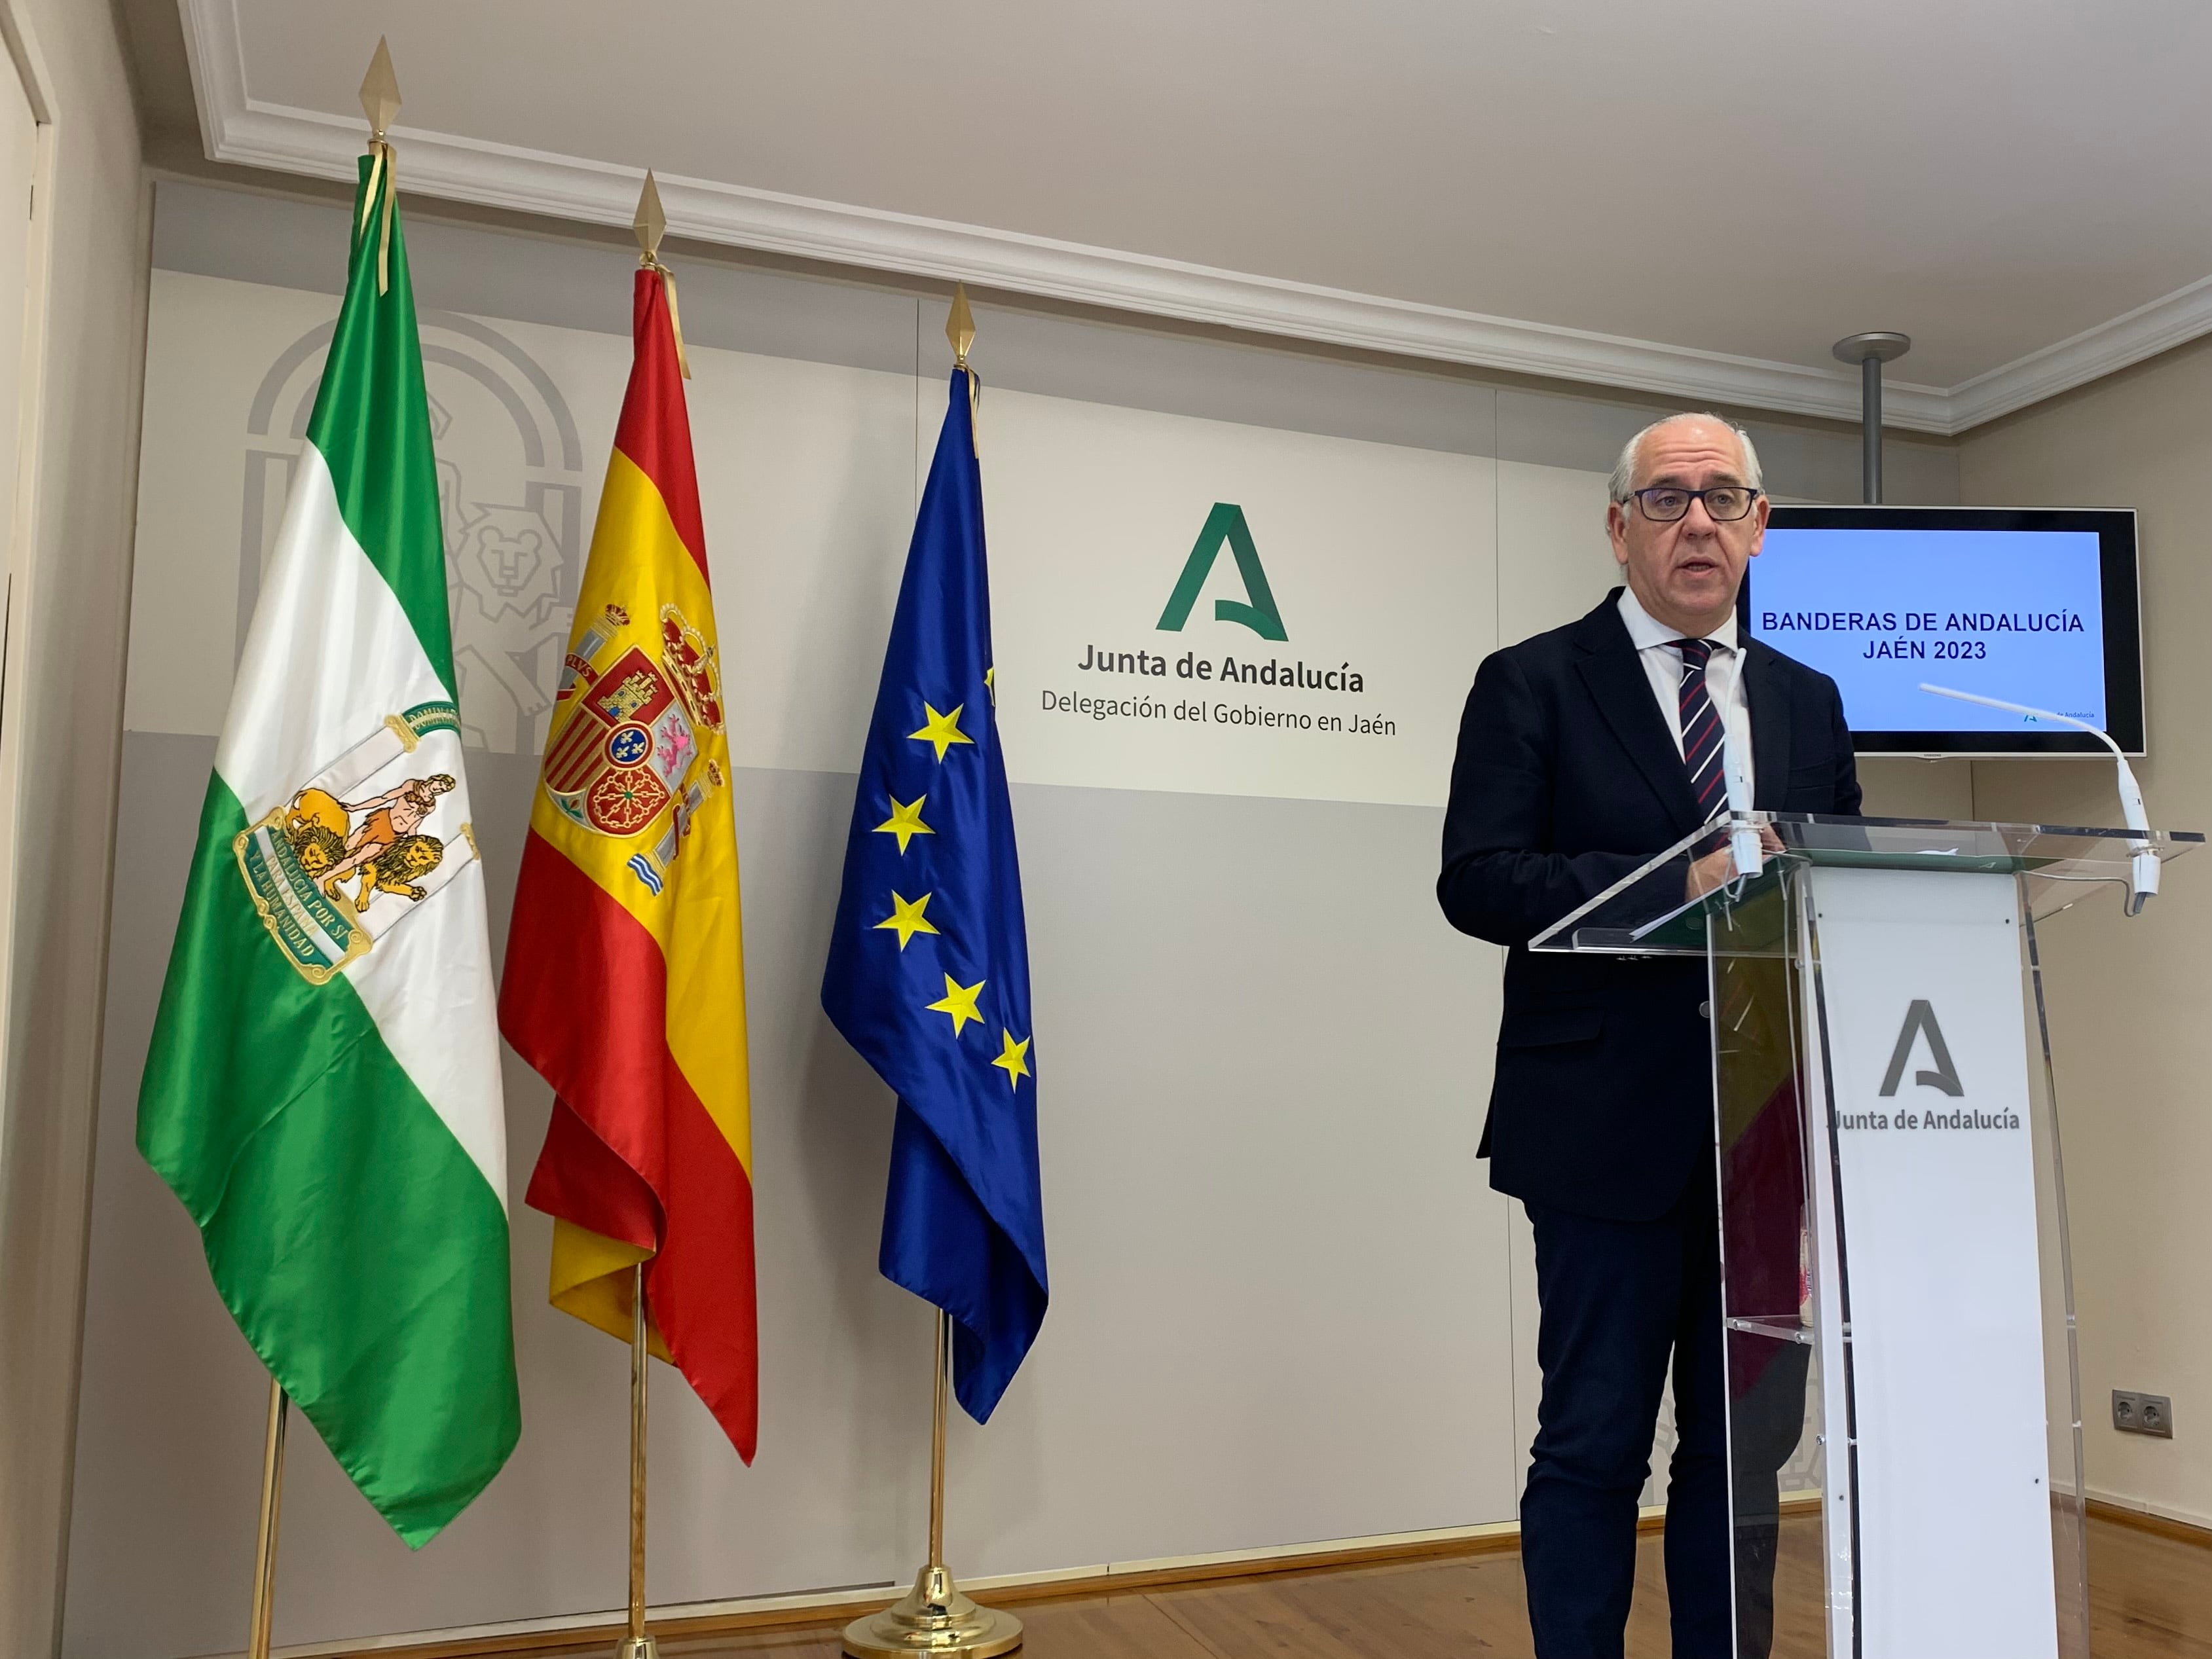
[1684, 825, 1786, 901]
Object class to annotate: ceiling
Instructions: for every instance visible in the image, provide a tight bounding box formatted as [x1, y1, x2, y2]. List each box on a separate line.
[145, 1, 2212, 433]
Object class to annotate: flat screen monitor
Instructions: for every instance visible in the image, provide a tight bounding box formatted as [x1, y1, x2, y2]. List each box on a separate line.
[1742, 506, 2143, 756]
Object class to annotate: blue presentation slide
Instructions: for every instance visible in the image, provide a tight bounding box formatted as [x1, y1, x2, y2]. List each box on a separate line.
[1747, 527, 2107, 733]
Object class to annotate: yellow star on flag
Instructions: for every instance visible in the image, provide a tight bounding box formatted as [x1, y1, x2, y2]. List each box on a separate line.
[926, 974, 986, 1037]
[991, 1029, 1031, 1089]
[874, 890, 940, 951]
[874, 794, 934, 854]
[910, 702, 974, 763]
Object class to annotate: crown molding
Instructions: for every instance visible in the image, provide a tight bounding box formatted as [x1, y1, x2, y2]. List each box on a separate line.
[180, 1, 2212, 439]
[1942, 271, 2212, 431]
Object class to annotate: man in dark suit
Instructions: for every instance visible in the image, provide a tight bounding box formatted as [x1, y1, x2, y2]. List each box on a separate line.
[1437, 414, 1860, 1658]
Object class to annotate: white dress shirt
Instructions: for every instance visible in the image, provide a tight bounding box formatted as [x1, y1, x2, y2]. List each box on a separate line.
[1616, 585, 1754, 795]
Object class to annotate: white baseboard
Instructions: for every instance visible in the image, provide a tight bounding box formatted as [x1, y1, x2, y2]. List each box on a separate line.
[2084, 1485, 2212, 1535]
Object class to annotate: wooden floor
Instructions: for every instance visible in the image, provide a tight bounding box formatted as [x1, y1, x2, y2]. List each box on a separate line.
[640, 1516, 2210, 1659]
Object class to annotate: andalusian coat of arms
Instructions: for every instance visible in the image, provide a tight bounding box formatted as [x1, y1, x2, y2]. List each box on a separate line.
[233, 702, 481, 984]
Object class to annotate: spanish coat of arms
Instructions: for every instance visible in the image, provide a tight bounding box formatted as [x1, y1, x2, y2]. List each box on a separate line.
[544, 602, 726, 894]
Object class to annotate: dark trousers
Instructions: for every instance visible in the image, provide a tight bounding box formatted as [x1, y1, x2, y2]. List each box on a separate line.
[1522, 1185, 1803, 1659]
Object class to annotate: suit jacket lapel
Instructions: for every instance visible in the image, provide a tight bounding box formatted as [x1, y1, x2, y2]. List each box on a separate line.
[1572, 596, 1705, 838]
[1745, 641, 1792, 809]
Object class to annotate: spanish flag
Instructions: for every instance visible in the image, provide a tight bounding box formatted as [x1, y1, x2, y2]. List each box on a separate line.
[499, 265, 757, 1458]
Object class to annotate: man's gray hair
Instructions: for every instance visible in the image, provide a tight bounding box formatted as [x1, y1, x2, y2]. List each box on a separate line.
[1607, 413, 1764, 505]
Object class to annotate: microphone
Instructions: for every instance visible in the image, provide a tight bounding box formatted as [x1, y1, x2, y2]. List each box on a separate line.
[1917, 683, 2158, 914]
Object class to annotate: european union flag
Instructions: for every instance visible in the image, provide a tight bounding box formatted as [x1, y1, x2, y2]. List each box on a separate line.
[822, 365, 1046, 1421]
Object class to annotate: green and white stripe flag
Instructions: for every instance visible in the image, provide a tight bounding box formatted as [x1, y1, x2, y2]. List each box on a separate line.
[138, 152, 518, 1546]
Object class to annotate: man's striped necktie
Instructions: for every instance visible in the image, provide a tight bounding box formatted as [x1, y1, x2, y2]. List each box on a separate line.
[1675, 637, 1727, 822]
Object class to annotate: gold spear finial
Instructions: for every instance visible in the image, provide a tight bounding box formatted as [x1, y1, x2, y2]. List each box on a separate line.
[633, 172, 690, 378]
[634, 171, 667, 266]
[359, 37, 401, 143]
[946, 283, 976, 368]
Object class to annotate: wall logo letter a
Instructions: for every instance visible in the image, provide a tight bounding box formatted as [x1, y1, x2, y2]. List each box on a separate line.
[1155, 503, 1288, 641]
[1877, 998, 1964, 1097]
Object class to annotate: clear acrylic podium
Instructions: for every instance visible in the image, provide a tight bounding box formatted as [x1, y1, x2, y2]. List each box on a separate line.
[1530, 814, 2201, 1659]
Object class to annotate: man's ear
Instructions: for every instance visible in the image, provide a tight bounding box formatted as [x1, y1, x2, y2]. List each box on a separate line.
[1606, 501, 1631, 564]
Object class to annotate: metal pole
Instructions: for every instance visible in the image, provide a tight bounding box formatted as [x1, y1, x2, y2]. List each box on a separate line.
[1862, 355, 1883, 504]
[840, 1311, 1023, 1658]
[927, 1309, 950, 1569]
[247, 1377, 289, 1659]
[1832, 332, 1911, 507]
[630, 1264, 648, 1639]
[618, 1262, 656, 1659]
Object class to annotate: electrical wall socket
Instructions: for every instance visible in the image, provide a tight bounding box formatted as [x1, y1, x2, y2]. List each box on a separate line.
[2112, 1390, 2175, 1438]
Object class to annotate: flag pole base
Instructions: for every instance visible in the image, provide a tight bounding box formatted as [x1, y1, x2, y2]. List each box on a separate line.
[613, 1638, 658, 1659]
[841, 1565, 1022, 1658]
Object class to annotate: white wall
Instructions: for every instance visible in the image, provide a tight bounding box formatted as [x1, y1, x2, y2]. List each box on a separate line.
[64, 181, 1964, 1659]
[1959, 337, 2212, 1530]
[0, 3, 149, 1657]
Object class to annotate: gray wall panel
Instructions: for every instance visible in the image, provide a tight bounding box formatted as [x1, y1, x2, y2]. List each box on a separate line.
[68, 734, 1511, 1655]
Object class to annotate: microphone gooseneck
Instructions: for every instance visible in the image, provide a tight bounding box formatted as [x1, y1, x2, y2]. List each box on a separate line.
[1917, 682, 2158, 914]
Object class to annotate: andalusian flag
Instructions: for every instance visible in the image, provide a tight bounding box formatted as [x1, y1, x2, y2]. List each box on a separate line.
[500, 264, 758, 1458]
[138, 151, 518, 1546]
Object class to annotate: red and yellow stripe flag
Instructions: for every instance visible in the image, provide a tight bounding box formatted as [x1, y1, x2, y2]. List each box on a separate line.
[500, 267, 757, 1458]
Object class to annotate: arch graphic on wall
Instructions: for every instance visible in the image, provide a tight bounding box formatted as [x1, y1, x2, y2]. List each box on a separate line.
[239, 311, 587, 755]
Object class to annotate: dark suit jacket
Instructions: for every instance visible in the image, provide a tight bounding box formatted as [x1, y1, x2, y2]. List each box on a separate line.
[1437, 590, 1861, 1222]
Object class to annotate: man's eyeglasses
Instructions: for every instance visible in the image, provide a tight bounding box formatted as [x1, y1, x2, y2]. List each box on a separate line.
[1625, 485, 1762, 523]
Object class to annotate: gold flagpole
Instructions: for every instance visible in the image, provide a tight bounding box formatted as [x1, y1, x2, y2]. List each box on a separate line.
[242, 44, 396, 1659]
[927, 1309, 948, 1572]
[606, 170, 688, 1659]
[616, 1262, 656, 1659]
[612, 175, 667, 1659]
[845, 299, 1019, 1656]
[842, 1309, 1021, 1658]
[246, 1376, 289, 1659]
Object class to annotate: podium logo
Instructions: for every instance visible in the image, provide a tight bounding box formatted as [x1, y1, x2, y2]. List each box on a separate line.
[1156, 503, 1288, 642]
[1877, 999, 1964, 1097]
